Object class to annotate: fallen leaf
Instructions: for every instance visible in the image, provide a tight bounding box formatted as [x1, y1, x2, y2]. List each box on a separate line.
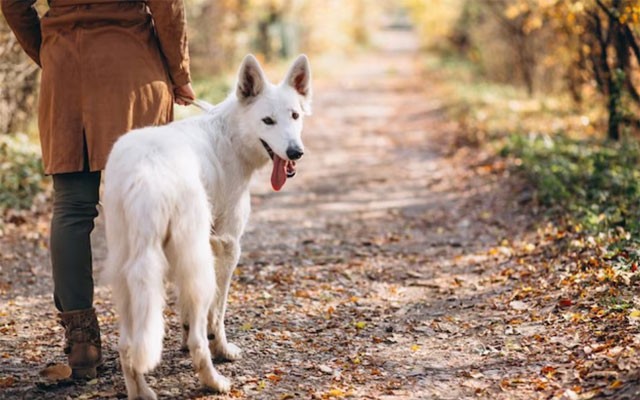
[558, 298, 573, 308]
[540, 366, 557, 378]
[609, 380, 623, 389]
[0, 376, 15, 388]
[509, 300, 528, 311]
[326, 388, 345, 398]
[319, 364, 333, 374]
[39, 364, 72, 381]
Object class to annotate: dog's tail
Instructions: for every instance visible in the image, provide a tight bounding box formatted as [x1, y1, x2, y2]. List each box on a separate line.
[121, 244, 167, 373]
[104, 160, 170, 374]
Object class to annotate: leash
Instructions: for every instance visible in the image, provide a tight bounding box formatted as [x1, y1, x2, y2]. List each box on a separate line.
[176, 95, 218, 113]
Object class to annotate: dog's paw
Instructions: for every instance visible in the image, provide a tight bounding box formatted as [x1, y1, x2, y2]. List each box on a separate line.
[135, 390, 158, 400]
[214, 373, 231, 393]
[211, 341, 242, 362]
[128, 383, 157, 400]
[201, 370, 231, 393]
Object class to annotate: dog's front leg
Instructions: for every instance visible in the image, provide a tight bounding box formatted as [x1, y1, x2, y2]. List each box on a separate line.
[208, 234, 242, 361]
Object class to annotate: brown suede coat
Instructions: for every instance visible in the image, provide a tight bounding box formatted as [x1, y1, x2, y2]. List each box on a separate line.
[1, 0, 191, 174]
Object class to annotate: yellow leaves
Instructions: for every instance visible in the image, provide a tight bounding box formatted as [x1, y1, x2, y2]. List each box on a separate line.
[563, 312, 589, 324]
[411, 344, 420, 352]
[609, 380, 623, 389]
[240, 322, 253, 331]
[620, 4, 640, 24]
[504, 1, 543, 33]
[520, 286, 534, 294]
[540, 365, 557, 379]
[354, 321, 366, 330]
[596, 266, 619, 283]
[488, 246, 512, 257]
[320, 386, 354, 399]
[628, 309, 640, 325]
[321, 387, 355, 399]
[572, 1, 585, 13]
[505, 3, 527, 20]
[523, 15, 543, 33]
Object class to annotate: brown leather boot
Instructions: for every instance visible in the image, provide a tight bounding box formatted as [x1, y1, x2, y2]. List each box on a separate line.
[59, 308, 103, 379]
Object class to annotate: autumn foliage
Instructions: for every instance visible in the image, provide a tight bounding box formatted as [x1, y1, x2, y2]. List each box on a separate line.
[183, 0, 377, 75]
[408, 0, 640, 140]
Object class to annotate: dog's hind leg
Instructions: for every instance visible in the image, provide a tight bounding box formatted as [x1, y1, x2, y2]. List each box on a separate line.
[119, 352, 157, 400]
[170, 187, 230, 393]
[208, 234, 242, 361]
[175, 238, 230, 393]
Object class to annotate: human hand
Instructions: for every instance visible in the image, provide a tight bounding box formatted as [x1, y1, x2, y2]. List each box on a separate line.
[174, 83, 196, 105]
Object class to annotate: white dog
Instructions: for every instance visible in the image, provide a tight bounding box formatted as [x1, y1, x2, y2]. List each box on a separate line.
[102, 54, 312, 399]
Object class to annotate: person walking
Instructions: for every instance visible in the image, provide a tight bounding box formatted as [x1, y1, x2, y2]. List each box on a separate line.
[1, 0, 195, 379]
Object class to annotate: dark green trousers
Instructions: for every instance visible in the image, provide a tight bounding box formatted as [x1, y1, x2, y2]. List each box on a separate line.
[51, 170, 101, 312]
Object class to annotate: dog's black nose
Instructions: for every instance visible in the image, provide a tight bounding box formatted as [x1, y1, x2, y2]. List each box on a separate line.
[286, 147, 304, 160]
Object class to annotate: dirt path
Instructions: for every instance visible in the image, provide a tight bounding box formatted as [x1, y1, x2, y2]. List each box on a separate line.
[1, 28, 542, 399]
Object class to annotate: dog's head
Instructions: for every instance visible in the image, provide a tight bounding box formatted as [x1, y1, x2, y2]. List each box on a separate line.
[235, 54, 312, 191]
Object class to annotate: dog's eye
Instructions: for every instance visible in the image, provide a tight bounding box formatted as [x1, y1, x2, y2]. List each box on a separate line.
[292, 111, 300, 120]
[262, 117, 276, 125]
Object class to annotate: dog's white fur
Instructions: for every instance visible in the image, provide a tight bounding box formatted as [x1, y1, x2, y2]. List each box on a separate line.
[102, 54, 312, 399]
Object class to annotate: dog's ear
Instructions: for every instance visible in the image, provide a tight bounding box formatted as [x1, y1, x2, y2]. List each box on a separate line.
[236, 54, 266, 103]
[284, 54, 312, 114]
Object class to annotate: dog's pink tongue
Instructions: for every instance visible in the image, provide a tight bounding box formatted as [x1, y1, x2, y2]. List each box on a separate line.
[271, 155, 287, 191]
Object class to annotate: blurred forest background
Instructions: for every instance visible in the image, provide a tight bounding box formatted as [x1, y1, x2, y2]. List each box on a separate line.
[1, 0, 640, 235]
[2, 0, 639, 138]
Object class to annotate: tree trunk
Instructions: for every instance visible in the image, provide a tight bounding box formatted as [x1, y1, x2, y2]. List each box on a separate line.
[607, 69, 622, 141]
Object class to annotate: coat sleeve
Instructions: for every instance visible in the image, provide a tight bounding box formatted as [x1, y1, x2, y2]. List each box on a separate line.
[1, 0, 42, 66]
[147, 0, 191, 86]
